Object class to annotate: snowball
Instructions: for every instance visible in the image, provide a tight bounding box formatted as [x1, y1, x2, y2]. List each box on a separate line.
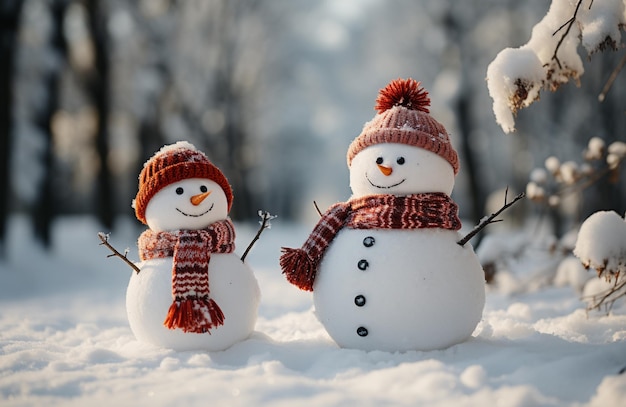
[525, 182, 545, 200]
[586, 137, 606, 160]
[573, 211, 626, 274]
[314, 229, 485, 351]
[127, 254, 260, 351]
[559, 161, 579, 185]
[607, 153, 621, 169]
[545, 156, 561, 174]
[608, 141, 626, 157]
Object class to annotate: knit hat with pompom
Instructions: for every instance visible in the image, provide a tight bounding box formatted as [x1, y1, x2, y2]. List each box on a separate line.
[133, 141, 233, 224]
[346, 78, 459, 175]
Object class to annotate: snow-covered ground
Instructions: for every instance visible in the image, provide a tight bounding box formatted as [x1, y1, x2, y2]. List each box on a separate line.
[1, 215, 625, 407]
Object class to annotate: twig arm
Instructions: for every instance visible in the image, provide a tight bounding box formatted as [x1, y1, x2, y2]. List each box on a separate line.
[98, 232, 141, 274]
[241, 211, 276, 262]
[457, 191, 525, 247]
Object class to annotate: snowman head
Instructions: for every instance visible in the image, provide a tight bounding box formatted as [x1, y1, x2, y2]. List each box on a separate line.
[347, 78, 459, 198]
[143, 178, 229, 232]
[132, 141, 233, 230]
[349, 143, 455, 197]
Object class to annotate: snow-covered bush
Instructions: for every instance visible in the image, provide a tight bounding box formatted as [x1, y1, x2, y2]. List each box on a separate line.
[574, 210, 626, 311]
[525, 137, 625, 208]
[486, 0, 626, 310]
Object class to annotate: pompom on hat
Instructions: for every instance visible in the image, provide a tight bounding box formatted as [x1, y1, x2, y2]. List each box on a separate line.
[347, 78, 459, 175]
[133, 141, 233, 224]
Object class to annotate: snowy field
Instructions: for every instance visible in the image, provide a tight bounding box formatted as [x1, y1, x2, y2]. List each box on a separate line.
[1, 215, 626, 407]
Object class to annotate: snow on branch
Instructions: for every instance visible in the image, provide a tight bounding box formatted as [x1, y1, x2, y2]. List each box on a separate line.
[486, 0, 626, 133]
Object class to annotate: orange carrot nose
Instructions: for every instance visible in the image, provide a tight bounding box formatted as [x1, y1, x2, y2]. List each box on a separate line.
[190, 191, 211, 206]
[377, 164, 393, 176]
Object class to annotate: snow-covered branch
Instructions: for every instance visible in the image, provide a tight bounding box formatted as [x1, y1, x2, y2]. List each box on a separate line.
[486, 0, 626, 133]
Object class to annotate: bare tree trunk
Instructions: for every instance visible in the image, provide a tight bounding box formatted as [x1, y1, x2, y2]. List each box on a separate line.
[443, 11, 484, 240]
[86, 0, 113, 230]
[0, 0, 23, 255]
[34, 0, 67, 248]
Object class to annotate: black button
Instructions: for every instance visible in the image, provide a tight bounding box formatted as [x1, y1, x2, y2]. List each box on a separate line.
[357, 326, 368, 337]
[357, 259, 369, 270]
[363, 236, 375, 247]
[354, 295, 366, 306]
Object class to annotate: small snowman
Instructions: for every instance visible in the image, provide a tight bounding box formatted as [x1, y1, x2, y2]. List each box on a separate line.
[280, 78, 485, 352]
[127, 141, 260, 351]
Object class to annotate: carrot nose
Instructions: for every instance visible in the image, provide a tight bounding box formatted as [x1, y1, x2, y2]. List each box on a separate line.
[190, 191, 211, 206]
[377, 164, 393, 176]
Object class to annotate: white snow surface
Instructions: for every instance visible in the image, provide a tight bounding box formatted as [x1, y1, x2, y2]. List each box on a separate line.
[2, 215, 626, 406]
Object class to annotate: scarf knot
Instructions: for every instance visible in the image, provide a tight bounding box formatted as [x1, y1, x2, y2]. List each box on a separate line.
[138, 218, 236, 333]
[280, 193, 461, 291]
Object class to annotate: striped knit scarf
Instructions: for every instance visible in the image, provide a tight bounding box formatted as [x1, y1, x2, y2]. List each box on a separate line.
[280, 193, 461, 291]
[138, 219, 236, 333]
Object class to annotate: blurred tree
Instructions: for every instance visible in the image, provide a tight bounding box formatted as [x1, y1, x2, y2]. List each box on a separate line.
[33, 0, 68, 247]
[0, 0, 23, 254]
[85, 0, 114, 230]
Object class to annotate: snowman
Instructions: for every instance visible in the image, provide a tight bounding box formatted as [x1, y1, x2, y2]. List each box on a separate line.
[127, 141, 260, 351]
[280, 78, 485, 352]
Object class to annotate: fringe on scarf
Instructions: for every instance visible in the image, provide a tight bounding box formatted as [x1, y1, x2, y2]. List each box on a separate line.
[164, 297, 225, 333]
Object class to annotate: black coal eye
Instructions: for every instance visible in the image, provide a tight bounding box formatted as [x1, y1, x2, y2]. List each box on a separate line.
[176, 187, 184, 195]
[200, 185, 208, 193]
[376, 157, 383, 165]
[397, 157, 405, 165]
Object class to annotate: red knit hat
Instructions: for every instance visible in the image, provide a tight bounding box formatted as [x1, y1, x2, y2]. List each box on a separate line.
[347, 78, 459, 175]
[133, 141, 233, 225]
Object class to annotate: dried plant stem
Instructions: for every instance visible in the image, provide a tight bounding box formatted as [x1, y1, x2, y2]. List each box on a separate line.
[98, 232, 141, 274]
[457, 189, 525, 247]
[598, 51, 626, 102]
[584, 274, 626, 313]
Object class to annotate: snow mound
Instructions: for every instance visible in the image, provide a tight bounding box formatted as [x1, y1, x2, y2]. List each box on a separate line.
[574, 211, 626, 275]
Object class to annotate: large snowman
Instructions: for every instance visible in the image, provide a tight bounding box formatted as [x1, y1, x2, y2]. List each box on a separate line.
[127, 141, 260, 351]
[280, 78, 485, 352]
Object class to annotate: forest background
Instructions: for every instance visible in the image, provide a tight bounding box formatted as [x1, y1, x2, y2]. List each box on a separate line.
[1, 0, 625, 252]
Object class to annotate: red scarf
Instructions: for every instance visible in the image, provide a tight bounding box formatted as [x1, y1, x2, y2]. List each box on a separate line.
[138, 219, 236, 333]
[280, 193, 461, 291]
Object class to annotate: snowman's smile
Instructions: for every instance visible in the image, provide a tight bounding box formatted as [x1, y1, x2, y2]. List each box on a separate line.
[366, 173, 406, 189]
[176, 203, 214, 217]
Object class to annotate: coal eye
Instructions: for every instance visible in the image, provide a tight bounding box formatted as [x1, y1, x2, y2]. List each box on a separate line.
[376, 157, 383, 165]
[397, 157, 405, 165]
[176, 187, 184, 195]
[200, 185, 208, 193]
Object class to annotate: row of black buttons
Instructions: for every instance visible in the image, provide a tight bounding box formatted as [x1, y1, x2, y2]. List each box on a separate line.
[355, 236, 375, 337]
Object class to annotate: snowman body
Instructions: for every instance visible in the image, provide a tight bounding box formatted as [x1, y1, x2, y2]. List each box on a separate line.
[314, 228, 484, 352]
[127, 254, 259, 351]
